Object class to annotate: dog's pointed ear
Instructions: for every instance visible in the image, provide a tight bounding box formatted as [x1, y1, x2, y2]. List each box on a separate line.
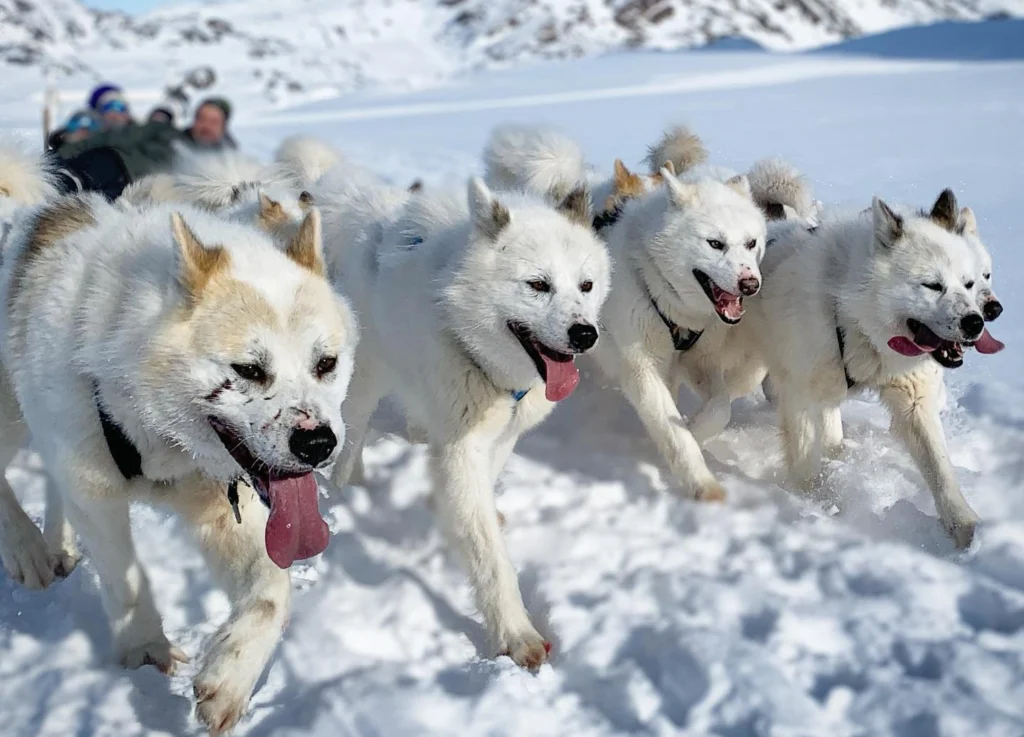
[662, 167, 697, 208]
[959, 206, 978, 237]
[557, 184, 592, 227]
[662, 160, 676, 176]
[285, 207, 325, 276]
[171, 212, 229, 297]
[928, 188, 958, 232]
[613, 159, 631, 189]
[259, 192, 284, 218]
[298, 190, 315, 210]
[725, 174, 752, 200]
[872, 197, 903, 248]
[468, 176, 510, 241]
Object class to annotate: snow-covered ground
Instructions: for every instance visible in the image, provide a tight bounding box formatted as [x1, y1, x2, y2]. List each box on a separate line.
[2, 20, 1024, 737]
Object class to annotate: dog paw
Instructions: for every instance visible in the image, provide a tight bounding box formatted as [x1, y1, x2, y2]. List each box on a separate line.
[51, 549, 81, 579]
[499, 628, 551, 671]
[0, 514, 59, 589]
[194, 677, 250, 736]
[696, 479, 727, 503]
[117, 638, 189, 675]
[945, 510, 980, 550]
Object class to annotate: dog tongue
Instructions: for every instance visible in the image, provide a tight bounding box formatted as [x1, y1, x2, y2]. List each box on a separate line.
[712, 286, 744, 321]
[541, 355, 579, 402]
[888, 336, 930, 356]
[975, 328, 1005, 355]
[263, 473, 330, 569]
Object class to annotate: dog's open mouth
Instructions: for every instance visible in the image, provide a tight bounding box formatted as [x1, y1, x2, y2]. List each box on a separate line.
[888, 319, 964, 369]
[209, 417, 329, 569]
[508, 322, 579, 402]
[693, 270, 744, 324]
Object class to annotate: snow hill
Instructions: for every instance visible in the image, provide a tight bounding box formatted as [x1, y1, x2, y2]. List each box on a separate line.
[2, 0, 1024, 106]
[2, 14, 1024, 737]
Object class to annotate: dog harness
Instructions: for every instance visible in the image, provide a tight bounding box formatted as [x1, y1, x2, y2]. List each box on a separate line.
[592, 203, 624, 233]
[511, 389, 529, 402]
[93, 385, 143, 480]
[637, 271, 703, 351]
[835, 322, 856, 389]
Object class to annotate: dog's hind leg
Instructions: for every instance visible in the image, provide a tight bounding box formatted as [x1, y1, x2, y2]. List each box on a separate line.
[881, 371, 978, 549]
[819, 406, 844, 459]
[330, 362, 383, 490]
[168, 476, 290, 735]
[432, 430, 547, 670]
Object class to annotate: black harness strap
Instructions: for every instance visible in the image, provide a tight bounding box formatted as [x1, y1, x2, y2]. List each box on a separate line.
[652, 298, 703, 352]
[94, 390, 143, 480]
[835, 323, 856, 390]
[592, 203, 624, 233]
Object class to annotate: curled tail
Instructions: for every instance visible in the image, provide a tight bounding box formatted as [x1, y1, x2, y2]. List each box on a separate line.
[0, 139, 57, 207]
[171, 147, 283, 209]
[643, 126, 708, 176]
[483, 124, 586, 200]
[274, 135, 345, 188]
[747, 157, 814, 222]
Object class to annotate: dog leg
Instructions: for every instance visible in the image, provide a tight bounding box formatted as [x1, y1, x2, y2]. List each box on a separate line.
[819, 407, 844, 459]
[619, 355, 724, 500]
[777, 391, 823, 489]
[687, 368, 733, 445]
[432, 436, 547, 669]
[170, 478, 290, 735]
[881, 373, 978, 549]
[330, 364, 382, 489]
[62, 492, 185, 672]
[42, 472, 80, 578]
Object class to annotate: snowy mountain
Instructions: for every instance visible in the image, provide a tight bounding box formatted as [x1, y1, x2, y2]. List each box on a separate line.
[2, 0, 1023, 106]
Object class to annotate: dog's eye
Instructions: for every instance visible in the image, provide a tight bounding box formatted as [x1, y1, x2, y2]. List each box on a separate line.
[231, 363, 267, 383]
[315, 355, 338, 379]
[707, 239, 726, 250]
[579, 280, 593, 293]
[922, 282, 944, 292]
[983, 272, 991, 280]
[745, 239, 758, 250]
[964, 280, 975, 290]
[527, 279, 551, 293]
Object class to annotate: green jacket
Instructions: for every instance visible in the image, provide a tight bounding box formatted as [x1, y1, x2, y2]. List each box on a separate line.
[57, 121, 187, 180]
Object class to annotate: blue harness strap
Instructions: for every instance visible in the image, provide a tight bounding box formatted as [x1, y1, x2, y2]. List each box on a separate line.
[511, 389, 529, 403]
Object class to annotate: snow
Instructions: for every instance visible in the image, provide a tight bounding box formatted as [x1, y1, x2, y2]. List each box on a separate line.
[3, 18, 1024, 737]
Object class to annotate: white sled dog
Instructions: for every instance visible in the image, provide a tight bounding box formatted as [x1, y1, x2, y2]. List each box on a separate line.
[740, 190, 996, 548]
[320, 170, 609, 669]
[0, 182, 358, 731]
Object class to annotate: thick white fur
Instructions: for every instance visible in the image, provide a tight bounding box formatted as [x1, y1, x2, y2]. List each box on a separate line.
[643, 125, 708, 176]
[0, 193, 358, 731]
[746, 157, 815, 220]
[274, 134, 345, 188]
[738, 197, 985, 548]
[592, 169, 768, 498]
[483, 124, 586, 200]
[0, 140, 57, 221]
[320, 172, 609, 668]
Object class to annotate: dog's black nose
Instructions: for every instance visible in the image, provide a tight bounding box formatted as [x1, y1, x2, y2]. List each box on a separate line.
[567, 322, 598, 352]
[289, 425, 337, 467]
[960, 313, 984, 340]
[983, 300, 1003, 322]
[738, 277, 760, 296]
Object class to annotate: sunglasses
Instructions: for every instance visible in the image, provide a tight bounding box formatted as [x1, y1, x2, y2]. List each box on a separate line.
[65, 116, 99, 133]
[100, 99, 129, 115]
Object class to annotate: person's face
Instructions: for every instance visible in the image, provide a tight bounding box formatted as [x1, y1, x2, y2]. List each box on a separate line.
[192, 104, 226, 145]
[100, 99, 131, 129]
[150, 111, 172, 125]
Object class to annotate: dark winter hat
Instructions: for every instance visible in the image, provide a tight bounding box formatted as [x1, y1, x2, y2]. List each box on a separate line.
[198, 97, 231, 121]
[148, 106, 175, 123]
[88, 83, 125, 112]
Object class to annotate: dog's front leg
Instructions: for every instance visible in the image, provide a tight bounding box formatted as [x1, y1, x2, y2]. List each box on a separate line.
[330, 362, 384, 490]
[431, 435, 548, 669]
[881, 373, 979, 549]
[686, 366, 733, 445]
[170, 477, 290, 734]
[42, 472, 80, 577]
[618, 353, 725, 500]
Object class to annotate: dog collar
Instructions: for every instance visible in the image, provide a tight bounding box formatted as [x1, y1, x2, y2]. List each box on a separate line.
[592, 203, 624, 233]
[835, 316, 856, 389]
[638, 272, 703, 351]
[92, 382, 143, 480]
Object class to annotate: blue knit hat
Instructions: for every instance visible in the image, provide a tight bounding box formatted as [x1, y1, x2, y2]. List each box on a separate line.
[88, 83, 125, 112]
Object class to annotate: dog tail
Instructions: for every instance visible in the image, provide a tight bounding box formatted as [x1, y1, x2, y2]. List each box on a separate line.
[394, 188, 464, 248]
[747, 157, 814, 222]
[483, 124, 586, 201]
[171, 147, 283, 209]
[643, 126, 708, 177]
[274, 135, 344, 188]
[0, 139, 57, 206]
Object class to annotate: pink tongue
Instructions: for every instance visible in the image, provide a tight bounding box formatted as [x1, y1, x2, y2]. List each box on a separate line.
[541, 355, 579, 402]
[888, 336, 930, 356]
[264, 474, 330, 569]
[975, 328, 1005, 355]
[713, 287, 744, 321]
